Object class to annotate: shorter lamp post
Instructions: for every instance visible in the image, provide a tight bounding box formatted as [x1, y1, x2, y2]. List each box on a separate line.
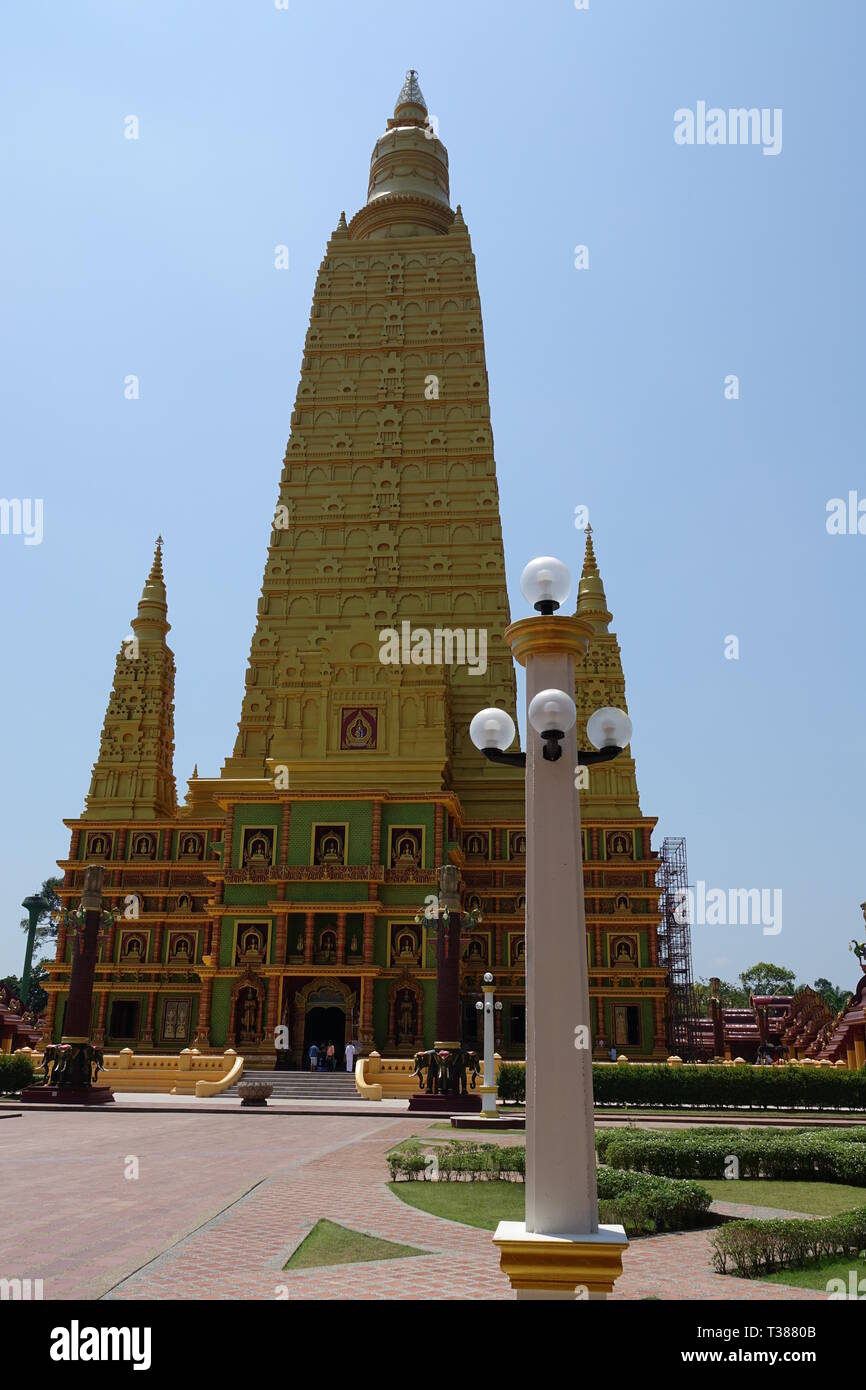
[471, 553, 634, 1299]
[22, 864, 116, 1105]
[475, 972, 503, 1118]
[408, 867, 484, 1113]
[21, 893, 50, 1008]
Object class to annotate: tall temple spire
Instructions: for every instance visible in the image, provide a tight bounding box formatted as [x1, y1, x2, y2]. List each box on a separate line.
[220, 72, 518, 817]
[83, 542, 177, 820]
[576, 524, 612, 634]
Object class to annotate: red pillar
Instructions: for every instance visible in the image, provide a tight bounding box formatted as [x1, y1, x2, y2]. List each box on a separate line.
[363, 910, 374, 965]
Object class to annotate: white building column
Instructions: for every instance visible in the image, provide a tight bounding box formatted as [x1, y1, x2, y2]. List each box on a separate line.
[477, 976, 500, 1117]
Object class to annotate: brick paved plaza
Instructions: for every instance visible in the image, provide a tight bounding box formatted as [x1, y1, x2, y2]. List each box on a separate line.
[0, 1108, 826, 1301]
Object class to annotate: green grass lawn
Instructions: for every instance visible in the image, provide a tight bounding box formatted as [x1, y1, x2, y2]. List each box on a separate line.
[764, 1254, 866, 1292]
[699, 1180, 866, 1216]
[389, 1179, 524, 1230]
[390, 1174, 866, 1238]
[284, 1218, 426, 1270]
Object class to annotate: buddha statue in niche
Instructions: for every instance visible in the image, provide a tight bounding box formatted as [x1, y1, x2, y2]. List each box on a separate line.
[245, 833, 272, 867]
[393, 832, 421, 868]
[317, 831, 344, 865]
[396, 930, 419, 963]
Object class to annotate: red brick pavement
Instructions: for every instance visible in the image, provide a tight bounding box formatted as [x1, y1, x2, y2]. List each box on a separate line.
[0, 1112, 826, 1301]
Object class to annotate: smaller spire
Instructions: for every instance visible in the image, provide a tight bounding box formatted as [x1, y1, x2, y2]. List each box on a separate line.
[192, 763, 198, 779]
[334, 210, 348, 236]
[85, 536, 176, 818]
[576, 525, 612, 632]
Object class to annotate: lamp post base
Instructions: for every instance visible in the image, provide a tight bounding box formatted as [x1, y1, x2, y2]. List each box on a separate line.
[477, 1083, 498, 1116]
[493, 1221, 628, 1300]
[20, 1086, 115, 1106]
[408, 1092, 482, 1113]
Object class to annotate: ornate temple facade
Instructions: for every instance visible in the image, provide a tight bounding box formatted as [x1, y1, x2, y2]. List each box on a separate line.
[46, 73, 669, 1063]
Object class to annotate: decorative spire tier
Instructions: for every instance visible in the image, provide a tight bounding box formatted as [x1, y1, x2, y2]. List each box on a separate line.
[350, 68, 453, 239]
[83, 539, 177, 820]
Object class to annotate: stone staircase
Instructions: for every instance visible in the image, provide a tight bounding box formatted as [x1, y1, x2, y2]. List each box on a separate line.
[221, 1068, 360, 1101]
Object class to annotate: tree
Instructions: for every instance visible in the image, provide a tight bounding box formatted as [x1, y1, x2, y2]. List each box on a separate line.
[813, 977, 851, 1014]
[19, 876, 63, 945]
[1, 963, 48, 1013]
[693, 977, 749, 1014]
[739, 962, 797, 999]
[24, 959, 49, 1014]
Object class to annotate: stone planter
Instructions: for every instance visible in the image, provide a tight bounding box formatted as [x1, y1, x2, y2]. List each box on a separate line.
[237, 1080, 273, 1107]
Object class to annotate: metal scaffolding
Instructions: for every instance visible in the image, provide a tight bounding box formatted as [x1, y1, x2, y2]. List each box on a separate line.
[656, 836, 699, 1060]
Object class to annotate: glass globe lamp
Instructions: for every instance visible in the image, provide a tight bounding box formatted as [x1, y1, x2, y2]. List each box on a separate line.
[586, 706, 633, 751]
[528, 689, 577, 736]
[519, 556, 571, 614]
[469, 707, 516, 752]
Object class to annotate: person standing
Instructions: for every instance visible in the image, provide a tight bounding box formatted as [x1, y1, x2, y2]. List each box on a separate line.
[308, 1041, 319, 1072]
[345, 1040, 356, 1073]
[326, 1040, 335, 1072]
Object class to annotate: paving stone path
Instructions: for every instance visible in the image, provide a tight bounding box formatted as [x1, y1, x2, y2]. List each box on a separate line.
[0, 1111, 826, 1300]
[709, 1199, 816, 1221]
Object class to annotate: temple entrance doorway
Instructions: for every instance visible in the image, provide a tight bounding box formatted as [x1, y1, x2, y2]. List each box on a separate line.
[304, 1005, 345, 1069]
[286, 978, 357, 1069]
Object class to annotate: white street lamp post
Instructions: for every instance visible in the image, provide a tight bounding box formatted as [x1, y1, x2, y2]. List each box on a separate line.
[470, 556, 633, 1300]
[475, 972, 502, 1118]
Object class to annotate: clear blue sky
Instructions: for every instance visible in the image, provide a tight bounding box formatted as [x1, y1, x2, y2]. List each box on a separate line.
[1, 0, 863, 991]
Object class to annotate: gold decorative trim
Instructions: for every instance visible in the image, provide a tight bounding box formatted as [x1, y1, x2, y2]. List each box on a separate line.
[493, 1222, 628, 1294]
[504, 615, 594, 667]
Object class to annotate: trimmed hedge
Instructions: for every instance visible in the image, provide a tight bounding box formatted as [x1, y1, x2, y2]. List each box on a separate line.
[496, 1063, 866, 1111]
[496, 1062, 526, 1105]
[593, 1064, 866, 1112]
[388, 1140, 525, 1182]
[711, 1209, 866, 1278]
[387, 1140, 712, 1236]
[596, 1124, 866, 1186]
[0, 1053, 35, 1094]
[597, 1168, 712, 1235]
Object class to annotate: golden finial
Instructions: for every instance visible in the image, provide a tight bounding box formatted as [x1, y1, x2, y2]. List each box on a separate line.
[147, 535, 165, 584]
[576, 524, 611, 628]
[134, 535, 169, 633]
[581, 524, 599, 580]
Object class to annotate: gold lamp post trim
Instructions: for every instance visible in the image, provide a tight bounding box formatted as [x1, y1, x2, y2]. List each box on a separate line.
[503, 614, 593, 667]
[493, 1222, 628, 1294]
